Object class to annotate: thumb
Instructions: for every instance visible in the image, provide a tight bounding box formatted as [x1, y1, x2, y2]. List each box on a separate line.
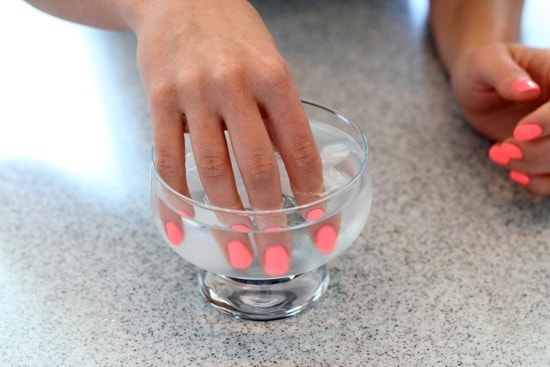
[480, 50, 541, 101]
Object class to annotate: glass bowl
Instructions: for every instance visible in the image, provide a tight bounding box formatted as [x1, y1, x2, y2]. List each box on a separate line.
[150, 100, 372, 320]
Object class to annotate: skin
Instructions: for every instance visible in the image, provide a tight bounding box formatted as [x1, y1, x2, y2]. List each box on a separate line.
[430, 0, 550, 195]
[23, 0, 550, 266]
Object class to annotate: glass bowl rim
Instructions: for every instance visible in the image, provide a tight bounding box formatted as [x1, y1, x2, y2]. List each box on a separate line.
[151, 99, 369, 216]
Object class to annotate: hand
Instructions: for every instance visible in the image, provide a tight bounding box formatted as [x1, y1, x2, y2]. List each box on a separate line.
[449, 43, 550, 195]
[129, 0, 327, 273]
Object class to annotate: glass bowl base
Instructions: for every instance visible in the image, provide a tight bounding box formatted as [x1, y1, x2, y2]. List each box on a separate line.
[198, 265, 329, 321]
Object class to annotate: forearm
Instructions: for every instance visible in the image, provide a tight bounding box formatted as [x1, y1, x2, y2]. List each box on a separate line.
[24, 0, 143, 31]
[429, 0, 524, 72]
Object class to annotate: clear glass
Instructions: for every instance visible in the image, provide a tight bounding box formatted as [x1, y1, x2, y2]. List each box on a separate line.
[150, 100, 372, 320]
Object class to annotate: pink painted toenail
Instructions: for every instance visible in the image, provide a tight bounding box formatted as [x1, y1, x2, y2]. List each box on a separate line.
[306, 208, 325, 221]
[231, 224, 252, 232]
[315, 225, 338, 254]
[264, 246, 290, 277]
[226, 240, 253, 269]
[165, 221, 183, 245]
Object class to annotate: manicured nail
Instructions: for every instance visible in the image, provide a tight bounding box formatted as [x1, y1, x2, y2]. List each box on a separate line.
[165, 221, 183, 245]
[306, 208, 325, 221]
[514, 123, 543, 141]
[512, 78, 540, 93]
[264, 226, 283, 232]
[315, 225, 338, 254]
[176, 210, 193, 219]
[488, 145, 509, 165]
[263, 246, 290, 276]
[231, 224, 252, 232]
[509, 171, 530, 186]
[500, 142, 523, 160]
[226, 240, 253, 269]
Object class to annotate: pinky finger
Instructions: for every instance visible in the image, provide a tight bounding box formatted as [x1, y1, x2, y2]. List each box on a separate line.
[510, 171, 550, 196]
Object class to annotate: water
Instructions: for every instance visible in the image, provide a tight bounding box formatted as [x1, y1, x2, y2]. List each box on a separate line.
[152, 120, 372, 279]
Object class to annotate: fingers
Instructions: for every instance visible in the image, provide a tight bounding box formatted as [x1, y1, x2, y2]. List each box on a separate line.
[221, 97, 284, 213]
[256, 70, 325, 207]
[254, 226, 292, 277]
[472, 45, 541, 102]
[150, 93, 193, 246]
[255, 78, 338, 259]
[307, 213, 341, 255]
[488, 102, 550, 195]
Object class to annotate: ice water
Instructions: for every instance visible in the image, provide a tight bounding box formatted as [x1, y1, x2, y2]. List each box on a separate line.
[152, 120, 372, 279]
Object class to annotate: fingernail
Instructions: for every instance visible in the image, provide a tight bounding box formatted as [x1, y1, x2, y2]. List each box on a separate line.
[176, 210, 193, 219]
[231, 224, 252, 232]
[500, 142, 523, 160]
[488, 145, 510, 165]
[306, 208, 324, 221]
[512, 78, 539, 93]
[226, 240, 253, 269]
[264, 246, 290, 276]
[514, 123, 543, 141]
[165, 221, 183, 245]
[315, 225, 338, 254]
[510, 171, 530, 186]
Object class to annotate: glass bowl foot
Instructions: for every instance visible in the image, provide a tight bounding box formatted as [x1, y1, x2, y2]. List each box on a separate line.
[198, 265, 329, 321]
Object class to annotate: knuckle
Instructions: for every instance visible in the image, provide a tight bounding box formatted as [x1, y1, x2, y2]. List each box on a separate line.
[212, 61, 245, 89]
[199, 154, 230, 180]
[148, 81, 177, 111]
[258, 57, 291, 88]
[154, 147, 178, 178]
[244, 154, 278, 186]
[290, 138, 321, 170]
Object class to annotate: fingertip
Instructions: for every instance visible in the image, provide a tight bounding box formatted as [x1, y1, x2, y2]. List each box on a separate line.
[165, 221, 184, 245]
[263, 245, 290, 276]
[509, 171, 530, 186]
[511, 78, 540, 94]
[513, 123, 543, 141]
[315, 225, 338, 254]
[226, 240, 253, 270]
[508, 77, 541, 102]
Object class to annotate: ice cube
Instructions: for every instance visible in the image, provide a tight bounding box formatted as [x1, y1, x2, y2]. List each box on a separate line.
[321, 143, 349, 166]
[323, 166, 351, 193]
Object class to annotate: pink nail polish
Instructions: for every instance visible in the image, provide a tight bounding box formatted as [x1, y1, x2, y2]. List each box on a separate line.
[226, 240, 253, 269]
[165, 221, 183, 245]
[263, 246, 290, 276]
[488, 145, 510, 165]
[512, 78, 540, 93]
[231, 224, 252, 232]
[514, 123, 543, 141]
[315, 225, 338, 254]
[306, 208, 324, 221]
[176, 210, 193, 219]
[509, 171, 530, 186]
[500, 142, 522, 160]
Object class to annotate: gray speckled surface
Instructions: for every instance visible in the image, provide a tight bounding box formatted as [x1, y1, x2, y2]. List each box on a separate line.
[1, 1, 549, 366]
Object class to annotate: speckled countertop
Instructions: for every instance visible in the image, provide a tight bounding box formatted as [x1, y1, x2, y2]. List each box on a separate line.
[1, 1, 549, 366]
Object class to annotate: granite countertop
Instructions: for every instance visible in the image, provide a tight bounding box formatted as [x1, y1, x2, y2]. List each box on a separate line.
[1, 1, 549, 366]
